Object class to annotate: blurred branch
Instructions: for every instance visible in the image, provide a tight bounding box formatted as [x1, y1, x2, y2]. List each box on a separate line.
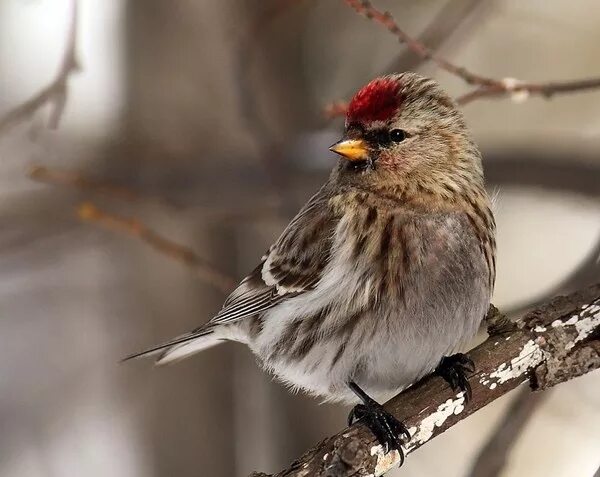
[466, 387, 548, 477]
[485, 151, 600, 316]
[344, 0, 494, 84]
[250, 283, 600, 476]
[77, 202, 236, 293]
[28, 164, 287, 223]
[326, 0, 487, 117]
[235, 0, 309, 150]
[506, 232, 600, 317]
[324, 101, 350, 119]
[456, 77, 600, 105]
[379, 0, 486, 76]
[0, 0, 80, 135]
[594, 465, 600, 477]
[28, 164, 182, 208]
[324, 0, 600, 116]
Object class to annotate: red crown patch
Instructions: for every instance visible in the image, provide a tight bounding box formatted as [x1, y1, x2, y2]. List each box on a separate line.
[347, 78, 401, 123]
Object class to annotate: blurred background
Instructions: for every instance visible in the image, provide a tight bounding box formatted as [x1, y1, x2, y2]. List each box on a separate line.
[0, 1, 599, 476]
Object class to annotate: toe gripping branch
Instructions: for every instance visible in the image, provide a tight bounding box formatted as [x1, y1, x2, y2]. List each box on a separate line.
[436, 353, 475, 401]
[347, 381, 411, 466]
[346, 355, 474, 467]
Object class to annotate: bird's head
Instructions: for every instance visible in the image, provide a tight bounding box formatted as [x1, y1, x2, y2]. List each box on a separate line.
[330, 73, 484, 197]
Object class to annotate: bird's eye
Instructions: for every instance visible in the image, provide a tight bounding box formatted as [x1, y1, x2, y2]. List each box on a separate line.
[389, 129, 407, 143]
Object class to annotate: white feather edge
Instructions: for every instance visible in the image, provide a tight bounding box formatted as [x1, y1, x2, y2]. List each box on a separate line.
[156, 332, 223, 365]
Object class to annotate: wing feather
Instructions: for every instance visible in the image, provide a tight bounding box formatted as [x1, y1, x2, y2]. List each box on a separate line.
[206, 186, 335, 327]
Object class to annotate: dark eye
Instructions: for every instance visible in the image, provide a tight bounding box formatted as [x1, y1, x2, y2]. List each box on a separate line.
[390, 129, 407, 143]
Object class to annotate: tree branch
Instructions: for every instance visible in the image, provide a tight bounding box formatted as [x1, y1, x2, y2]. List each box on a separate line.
[77, 202, 236, 294]
[250, 283, 600, 476]
[456, 77, 600, 105]
[325, 0, 487, 118]
[0, 0, 80, 135]
[28, 164, 182, 208]
[324, 0, 600, 115]
[379, 0, 486, 77]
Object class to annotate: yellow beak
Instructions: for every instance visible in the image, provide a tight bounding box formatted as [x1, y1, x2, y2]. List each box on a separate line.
[329, 139, 369, 162]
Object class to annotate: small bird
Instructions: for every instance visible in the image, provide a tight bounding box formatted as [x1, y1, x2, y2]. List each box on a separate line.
[127, 72, 496, 460]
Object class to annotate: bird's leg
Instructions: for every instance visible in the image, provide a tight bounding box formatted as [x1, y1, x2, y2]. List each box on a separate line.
[347, 381, 411, 464]
[435, 353, 475, 401]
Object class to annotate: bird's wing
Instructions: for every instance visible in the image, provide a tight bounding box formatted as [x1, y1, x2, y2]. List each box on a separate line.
[207, 187, 336, 327]
[122, 187, 336, 362]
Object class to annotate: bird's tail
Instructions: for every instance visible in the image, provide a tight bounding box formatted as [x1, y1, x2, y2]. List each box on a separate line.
[122, 327, 224, 365]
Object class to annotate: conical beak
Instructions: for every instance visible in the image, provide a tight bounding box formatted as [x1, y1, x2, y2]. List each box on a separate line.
[329, 139, 369, 162]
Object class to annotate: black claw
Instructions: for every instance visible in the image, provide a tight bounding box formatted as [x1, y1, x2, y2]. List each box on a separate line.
[347, 382, 411, 467]
[436, 353, 475, 402]
[348, 402, 408, 457]
[347, 403, 365, 426]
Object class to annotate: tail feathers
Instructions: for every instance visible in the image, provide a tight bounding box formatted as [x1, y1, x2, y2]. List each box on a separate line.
[122, 328, 223, 365]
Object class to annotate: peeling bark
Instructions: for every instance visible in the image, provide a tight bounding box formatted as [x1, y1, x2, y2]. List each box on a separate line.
[250, 283, 600, 477]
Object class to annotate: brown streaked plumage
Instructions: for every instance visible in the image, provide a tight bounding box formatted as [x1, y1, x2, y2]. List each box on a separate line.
[125, 72, 496, 460]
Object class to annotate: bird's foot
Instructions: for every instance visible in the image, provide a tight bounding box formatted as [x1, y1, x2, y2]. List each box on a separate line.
[436, 353, 475, 401]
[347, 382, 410, 465]
[348, 403, 410, 455]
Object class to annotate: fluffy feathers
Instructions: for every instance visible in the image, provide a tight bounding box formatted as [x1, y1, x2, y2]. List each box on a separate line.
[127, 72, 496, 406]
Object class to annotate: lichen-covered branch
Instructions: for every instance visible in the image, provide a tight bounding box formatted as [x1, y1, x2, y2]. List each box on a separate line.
[250, 283, 600, 477]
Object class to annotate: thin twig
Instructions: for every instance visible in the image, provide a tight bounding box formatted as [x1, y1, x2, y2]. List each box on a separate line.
[326, 0, 600, 113]
[77, 202, 236, 294]
[28, 164, 181, 208]
[345, 0, 494, 85]
[28, 164, 286, 221]
[250, 283, 600, 476]
[466, 387, 548, 477]
[0, 0, 80, 135]
[456, 77, 600, 105]
[325, 0, 486, 117]
[380, 0, 486, 76]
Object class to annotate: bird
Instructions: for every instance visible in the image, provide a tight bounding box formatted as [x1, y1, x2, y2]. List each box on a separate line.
[125, 72, 496, 461]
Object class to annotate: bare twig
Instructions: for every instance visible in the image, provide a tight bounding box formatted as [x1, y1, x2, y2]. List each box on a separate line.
[28, 164, 182, 208]
[456, 77, 600, 105]
[29, 165, 145, 203]
[325, 0, 487, 117]
[250, 283, 600, 476]
[326, 0, 600, 113]
[28, 164, 287, 222]
[0, 0, 80, 135]
[379, 0, 486, 76]
[466, 387, 547, 477]
[77, 202, 236, 293]
[344, 0, 495, 85]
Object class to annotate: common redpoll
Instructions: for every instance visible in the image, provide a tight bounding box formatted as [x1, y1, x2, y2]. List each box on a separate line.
[127, 72, 496, 459]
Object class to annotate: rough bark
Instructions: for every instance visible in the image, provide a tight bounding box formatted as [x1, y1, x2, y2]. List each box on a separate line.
[250, 283, 600, 477]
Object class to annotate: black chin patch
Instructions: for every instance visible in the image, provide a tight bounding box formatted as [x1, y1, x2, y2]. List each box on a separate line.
[344, 158, 373, 173]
